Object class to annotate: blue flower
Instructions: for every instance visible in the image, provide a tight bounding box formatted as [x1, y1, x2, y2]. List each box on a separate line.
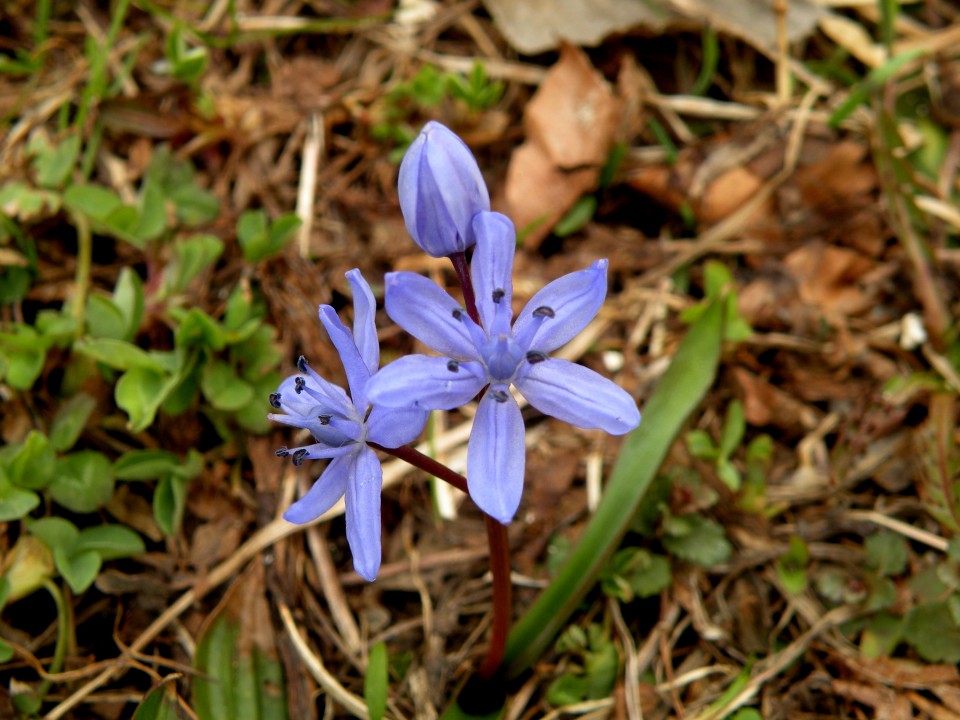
[269, 269, 428, 581]
[366, 212, 641, 524]
[398, 121, 490, 257]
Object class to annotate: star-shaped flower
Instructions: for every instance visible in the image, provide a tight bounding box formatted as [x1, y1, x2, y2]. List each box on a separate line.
[269, 269, 428, 580]
[366, 212, 641, 524]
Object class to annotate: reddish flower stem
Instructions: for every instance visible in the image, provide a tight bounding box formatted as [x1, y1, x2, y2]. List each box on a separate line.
[477, 516, 511, 679]
[449, 251, 481, 325]
[371, 443, 468, 494]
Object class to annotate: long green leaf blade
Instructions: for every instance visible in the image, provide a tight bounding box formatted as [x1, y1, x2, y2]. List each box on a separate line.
[502, 295, 727, 677]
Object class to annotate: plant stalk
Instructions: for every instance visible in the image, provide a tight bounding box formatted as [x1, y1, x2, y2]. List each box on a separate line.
[448, 251, 481, 325]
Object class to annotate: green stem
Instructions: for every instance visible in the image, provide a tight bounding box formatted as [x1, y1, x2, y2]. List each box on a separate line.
[70, 211, 92, 335]
[37, 580, 70, 701]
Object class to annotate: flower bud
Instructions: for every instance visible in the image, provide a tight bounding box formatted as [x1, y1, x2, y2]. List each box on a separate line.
[398, 121, 490, 257]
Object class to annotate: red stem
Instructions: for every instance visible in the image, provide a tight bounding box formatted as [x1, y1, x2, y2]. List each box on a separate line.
[478, 516, 511, 680]
[371, 443, 468, 494]
[448, 251, 481, 325]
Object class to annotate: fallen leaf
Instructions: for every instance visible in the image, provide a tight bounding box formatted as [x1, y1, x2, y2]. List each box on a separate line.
[733, 367, 821, 432]
[506, 45, 620, 248]
[481, 0, 675, 55]
[783, 242, 875, 317]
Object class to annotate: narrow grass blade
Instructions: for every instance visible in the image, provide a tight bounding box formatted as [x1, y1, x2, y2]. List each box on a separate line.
[502, 295, 727, 677]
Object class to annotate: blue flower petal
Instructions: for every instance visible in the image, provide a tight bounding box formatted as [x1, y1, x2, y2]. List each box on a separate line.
[366, 404, 429, 448]
[283, 453, 352, 524]
[513, 259, 608, 353]
[346, 269, 379, 375]
[319, 305, 372, 410]
[345, 446, 383, 581]
[470, 211, 516, 332]
[275, 373, 351, 418]
[366, 355, 486, 411]
[467, 387, 525, 524]
[515, 358, 640, 435]
[267, 412, 356, 446]
[384, 272, 482, 359]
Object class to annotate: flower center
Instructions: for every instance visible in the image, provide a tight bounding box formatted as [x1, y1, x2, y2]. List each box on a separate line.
[481, 333, 526, 383]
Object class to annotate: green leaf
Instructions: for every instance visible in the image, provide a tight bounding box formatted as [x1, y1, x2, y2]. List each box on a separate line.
[201, 361, 254, 411]
[112, 267, 145, 341]
[28, 517, 79, 551]
[716, 459, 741, 491]
[49, 393, 97, 452]
[133, 680, 182, 720]
[7, 430, 57, 490]
[132, 177, 168, 241]
[501, 293, 726, 679]
[162, 234, 223, 296]
[49, 451, 115, 513]
[545, 625, 618, 706]
[865, 532, 909, 577]
[86, 293, 129, 339]
[114, 449, 184, 481]
[904, 600, 960, 663]
[54, 545, 101, 594]
[601, 547, 671, 601]
[174, 308, 227, 350]
[224, 283, 254, 331]
[663, 514, 732, 567]
[0, 325, 47, 389]
[0, 639, 13, 664]
[719, 400, 745, 459]
[232, 370, 281, 434]
[115, 366, 173, 433]
[686, 429, 718, 459]
[30, 133, 80, 188]
[776, 535, 809, 596]
[0, 180, 61, 221]
[554, 195, 597, 238]
[63, 183, 124, 221]
[74, 337, 168, 373]
[860, 612, 903, 659]
[169, 185, 219, 226]
[193, 600, 288, 720]
[0, 473, 41, 522]
[365, 642, 389, 720]
[154, 475, 188, 535]
[74, 524, 145, 560]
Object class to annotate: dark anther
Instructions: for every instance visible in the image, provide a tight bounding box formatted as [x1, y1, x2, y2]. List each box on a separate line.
[294, 376, 306, 394]
[533, 305, 555, 318]
[488, 388, 510, 403]
[447, 359, 460, 372]
[492, 288, 505, 303]
[269, 392, 282, 409]
[452, 308, 463, 320]
[292, 448, 308, 466]
[296, 355, 309, 373]
[318, 415, 331, 425]
[275, 447, 290, 457]
[526, 350, 548, 364]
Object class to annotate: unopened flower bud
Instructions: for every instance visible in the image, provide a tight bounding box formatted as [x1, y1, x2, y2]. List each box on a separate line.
[398, 121, 490, 257]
